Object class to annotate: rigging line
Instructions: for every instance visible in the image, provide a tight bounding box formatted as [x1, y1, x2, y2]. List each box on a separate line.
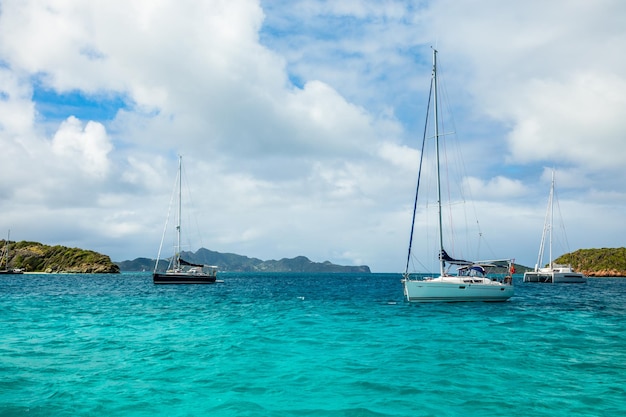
[477, 225, 497, 260]
[408, 249, 430, 276]
[433, 55, 456, 257]
[553, 176, 572, 254]
[155, 167, 180, 273]
[460, 151, 491, 259]
[535, 185, 550, 269]
[180, 156, 204, 255]
[437, 56, 486, 260]
[440, 129, 456, 254]
[404, 73, 434, 277]
[438, 73, 459, 258]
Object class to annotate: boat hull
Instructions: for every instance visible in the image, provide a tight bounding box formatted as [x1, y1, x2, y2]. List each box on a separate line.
[403, 277, 513, 302]
[153, 272, 217, 284]
[553, 273, 586, 283]
[523, 271, 586, 284]
[0, 269, 23, 275]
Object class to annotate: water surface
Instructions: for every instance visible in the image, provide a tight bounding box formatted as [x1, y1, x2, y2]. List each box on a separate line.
[1, 273, 624, 416]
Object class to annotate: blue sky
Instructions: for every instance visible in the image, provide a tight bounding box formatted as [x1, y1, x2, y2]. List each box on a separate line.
[32, 88, 128, 122]
[1, 0, 625, 272]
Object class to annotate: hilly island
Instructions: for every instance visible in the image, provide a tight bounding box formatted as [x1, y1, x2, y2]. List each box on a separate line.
[1, 241, 370, 273]
[1, 240, 119, 273]
[3, 239, 625, 276]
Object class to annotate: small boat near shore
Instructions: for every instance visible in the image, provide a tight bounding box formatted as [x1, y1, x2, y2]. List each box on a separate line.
[0, 230, 24, 275]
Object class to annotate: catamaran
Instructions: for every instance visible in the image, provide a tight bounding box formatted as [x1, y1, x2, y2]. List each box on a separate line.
[523, 170, 586, 284]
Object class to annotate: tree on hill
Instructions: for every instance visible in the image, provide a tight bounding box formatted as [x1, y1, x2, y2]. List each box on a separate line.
[5, 240, 119, 273]
[555, 247, 626, 277]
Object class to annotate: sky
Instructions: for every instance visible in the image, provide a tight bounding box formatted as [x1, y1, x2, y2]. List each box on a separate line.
[1, 0, 625, 272]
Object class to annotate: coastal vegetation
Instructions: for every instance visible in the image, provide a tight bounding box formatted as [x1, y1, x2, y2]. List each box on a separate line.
[555, 247, 626, 277]
[1, 240, 120, 273]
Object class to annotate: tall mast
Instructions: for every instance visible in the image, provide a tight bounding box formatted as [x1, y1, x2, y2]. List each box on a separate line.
[176, 155, 182, 270]
[534, 171, 553, 272]
[432, 49, 445, 277]
[548, 170, 555, 268]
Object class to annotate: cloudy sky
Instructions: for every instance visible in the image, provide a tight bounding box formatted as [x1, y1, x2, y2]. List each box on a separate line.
[1, 0, 624, 272]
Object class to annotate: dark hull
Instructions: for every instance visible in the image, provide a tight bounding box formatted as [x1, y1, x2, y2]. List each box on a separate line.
[0, 270, 23, 275]
[153, 272, 217, 284]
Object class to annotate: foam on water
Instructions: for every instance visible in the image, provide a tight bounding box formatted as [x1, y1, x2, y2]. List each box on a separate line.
[1, 273, 624, 416]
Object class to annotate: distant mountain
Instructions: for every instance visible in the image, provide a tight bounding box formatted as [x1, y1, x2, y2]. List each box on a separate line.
[2, 240, 119, 273]
[116, 248, 371, 273]
[554, 247, 626, 277]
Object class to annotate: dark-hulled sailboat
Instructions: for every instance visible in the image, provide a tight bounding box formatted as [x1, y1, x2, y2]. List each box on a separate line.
[153, 156, 218, 284]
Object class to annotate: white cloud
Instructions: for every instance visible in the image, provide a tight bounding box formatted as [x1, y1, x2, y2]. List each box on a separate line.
[503, 72, 626, 170]
[463, 176, 528, 200]
[0, 0, 624, 272]
[51, 116, 113, 178]
[377, 142, 419, 172]
[425, 0, 626, 178]
[0, 68, 36, 137]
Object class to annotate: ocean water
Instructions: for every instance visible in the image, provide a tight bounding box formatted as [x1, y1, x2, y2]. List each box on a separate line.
[1, 273, 624, 417]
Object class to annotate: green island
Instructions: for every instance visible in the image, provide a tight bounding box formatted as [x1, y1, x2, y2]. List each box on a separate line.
[554, 247, 626, 277]
[2, 240, 624, 276]
[1, 240, 119, 273]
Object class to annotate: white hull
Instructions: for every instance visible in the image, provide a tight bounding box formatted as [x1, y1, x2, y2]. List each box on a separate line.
[523, 269, 586, 284]
[401, 51, 515, 303]
[403, 276, 513, 303]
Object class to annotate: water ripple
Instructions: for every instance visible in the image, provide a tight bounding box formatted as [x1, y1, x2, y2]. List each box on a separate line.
[0, 273, 624, 416]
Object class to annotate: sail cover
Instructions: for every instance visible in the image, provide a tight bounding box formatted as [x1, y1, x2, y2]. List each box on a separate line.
[439, 249, 473, 266]
[179, 258, 205, 268]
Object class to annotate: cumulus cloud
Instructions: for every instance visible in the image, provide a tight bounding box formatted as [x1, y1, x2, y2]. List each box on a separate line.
[463, 176, 528, 200]
[51, 117, 113, 178]
[507, 73, 626, 170]
[0, 0, 624, 271]
[0, 68, 36, 137]
[425, 0, 626, 179]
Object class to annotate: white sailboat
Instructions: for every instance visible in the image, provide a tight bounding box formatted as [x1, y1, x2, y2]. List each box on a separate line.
[523, 171, 586, 284]
[402, 49, 514, 302]
[153, 156, 218, 284]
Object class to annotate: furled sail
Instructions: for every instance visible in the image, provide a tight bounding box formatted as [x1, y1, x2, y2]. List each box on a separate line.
[439, 249, 472, 266]
[179, 258, 205, 268]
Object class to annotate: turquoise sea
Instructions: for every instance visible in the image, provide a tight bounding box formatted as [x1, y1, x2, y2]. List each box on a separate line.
[1, 272, 625, 416]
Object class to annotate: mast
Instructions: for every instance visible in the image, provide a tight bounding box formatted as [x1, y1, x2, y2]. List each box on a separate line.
[176, 155, 182, 270]
[432, 49, 445, 277]
[548, 170, 555, 268]
[534, 170, 555, 272]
